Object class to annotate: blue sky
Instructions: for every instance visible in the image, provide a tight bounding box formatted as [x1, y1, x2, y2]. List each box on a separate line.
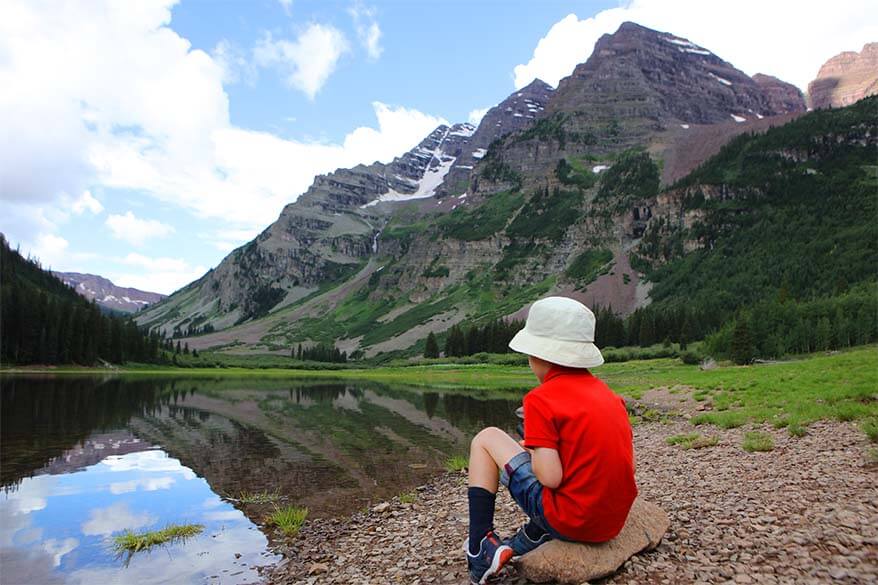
[1, 0, 874, 294]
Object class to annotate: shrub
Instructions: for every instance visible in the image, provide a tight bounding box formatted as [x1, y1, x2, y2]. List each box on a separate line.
[680, 350, 702, 365]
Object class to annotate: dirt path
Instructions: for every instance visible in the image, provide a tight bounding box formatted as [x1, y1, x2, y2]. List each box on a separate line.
[265, 420, 877, 584]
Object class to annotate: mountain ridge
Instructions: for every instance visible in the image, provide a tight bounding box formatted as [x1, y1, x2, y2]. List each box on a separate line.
[136, 22, 873, 360]
[53, 272, 165, 313]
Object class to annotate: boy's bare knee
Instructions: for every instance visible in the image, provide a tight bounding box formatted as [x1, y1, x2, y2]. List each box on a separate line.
[472, 426, 505, 448]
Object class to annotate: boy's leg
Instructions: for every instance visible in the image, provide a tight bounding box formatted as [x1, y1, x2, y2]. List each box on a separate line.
[467, 427, 524, 554]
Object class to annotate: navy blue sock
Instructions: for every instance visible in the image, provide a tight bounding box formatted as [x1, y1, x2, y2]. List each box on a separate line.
[467, 487, 496, 555]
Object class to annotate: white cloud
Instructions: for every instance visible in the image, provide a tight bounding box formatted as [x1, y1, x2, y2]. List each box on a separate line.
[105, 211, 174, 246]
[212, 39, 254, 85]
[468, 107, 490, 126]
[30, 234, 70, 268]
[278, 0, 293, 15]
[0, 0, 447, 288]
[101, 450, 198, 478]
[254, 24, 349, 99]
[41, 538, 79, 567]
[513, 0, 878, 91]
[109, 476, 175, 494]
[81, 502, 155, 536]
[107, 253, 207, 294]
[71, 190, 103, 215]
[349, 3, 383, 60]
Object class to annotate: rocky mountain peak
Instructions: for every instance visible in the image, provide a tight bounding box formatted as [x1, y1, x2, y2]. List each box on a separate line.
[808, 43, 878, 109]
[436, 77, 554, 197]
[549, 21, 805, 128]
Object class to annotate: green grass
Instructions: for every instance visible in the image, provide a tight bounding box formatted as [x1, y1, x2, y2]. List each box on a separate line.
[565, 248, 613, 282]
[268, 505, 308, 537]
[742, 431, 774, 452]
[113, 524, 203, 554]
[438, 190, 524, 241]
[399, 492, 417, 504]
[445, 455, 468, 472]
[787, 422, 808, 438]
[666, 433, 719, 449]
[861, 418, 878, 443]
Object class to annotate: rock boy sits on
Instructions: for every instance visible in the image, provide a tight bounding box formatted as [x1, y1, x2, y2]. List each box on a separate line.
[465, 296, 638, 584]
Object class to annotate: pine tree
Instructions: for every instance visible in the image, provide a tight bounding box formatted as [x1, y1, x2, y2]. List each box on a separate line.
[424, 332, 439, 358]
[730, 319, 755, 365]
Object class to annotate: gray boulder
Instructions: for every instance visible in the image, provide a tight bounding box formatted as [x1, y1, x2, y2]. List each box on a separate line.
[518, 498, 669, 584]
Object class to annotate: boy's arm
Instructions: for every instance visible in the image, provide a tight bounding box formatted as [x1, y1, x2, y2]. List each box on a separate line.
[523, 395, 564, 488]
[531, 447, 563, 489]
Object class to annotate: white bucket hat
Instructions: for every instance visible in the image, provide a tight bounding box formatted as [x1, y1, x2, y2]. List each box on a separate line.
[508, 296, 604, 368]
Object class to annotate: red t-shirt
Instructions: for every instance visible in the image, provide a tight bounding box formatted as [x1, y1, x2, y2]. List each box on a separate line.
[523, 366, 637, 542]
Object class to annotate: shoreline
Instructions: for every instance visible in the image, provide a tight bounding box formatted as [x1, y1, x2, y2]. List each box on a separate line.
[264, 419, 878, 584]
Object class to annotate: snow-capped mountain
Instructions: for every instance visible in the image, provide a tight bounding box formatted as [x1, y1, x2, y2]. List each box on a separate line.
[54, 272, 165, 313]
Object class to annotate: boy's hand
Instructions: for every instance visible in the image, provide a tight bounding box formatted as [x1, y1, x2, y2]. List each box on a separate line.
[518, 439, 533, 454]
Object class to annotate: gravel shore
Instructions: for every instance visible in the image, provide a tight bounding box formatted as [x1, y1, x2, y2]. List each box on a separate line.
[266, 419, 878, 584]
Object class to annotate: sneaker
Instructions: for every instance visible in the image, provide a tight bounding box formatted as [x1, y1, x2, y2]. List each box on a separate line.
[466, 531, 514, 584]
[506, 524, 551, 557]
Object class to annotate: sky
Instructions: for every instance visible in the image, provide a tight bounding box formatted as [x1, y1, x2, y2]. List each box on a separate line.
[1, 0, 875, 294]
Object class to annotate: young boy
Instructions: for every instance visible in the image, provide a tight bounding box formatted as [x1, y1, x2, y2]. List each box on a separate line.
[465, 296, 637, 584]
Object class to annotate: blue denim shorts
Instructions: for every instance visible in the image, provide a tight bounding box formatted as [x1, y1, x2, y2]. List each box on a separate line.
[499, 451, 566, 540]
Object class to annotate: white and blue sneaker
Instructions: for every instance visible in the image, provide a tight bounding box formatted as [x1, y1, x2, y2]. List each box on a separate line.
[466, 531, 513, 584]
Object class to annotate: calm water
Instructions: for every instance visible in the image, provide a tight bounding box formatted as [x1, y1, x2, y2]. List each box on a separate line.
[0, 375, 523, 584]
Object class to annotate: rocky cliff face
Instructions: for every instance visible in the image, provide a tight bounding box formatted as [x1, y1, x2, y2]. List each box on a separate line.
[54, 272, 164, 313]
[752, 74, 807, 114]
[438, 79, 553, 197]
[808, 43, 878, 109]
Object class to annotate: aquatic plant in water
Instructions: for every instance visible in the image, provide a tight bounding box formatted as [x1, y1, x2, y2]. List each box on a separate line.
[113, 524, 204, 555]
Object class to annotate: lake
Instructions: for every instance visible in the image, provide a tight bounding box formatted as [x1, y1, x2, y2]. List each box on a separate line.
[0, 375, 524, 584]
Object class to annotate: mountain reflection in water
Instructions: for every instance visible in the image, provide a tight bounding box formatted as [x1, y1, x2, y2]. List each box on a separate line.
[1, 375, 523, 583]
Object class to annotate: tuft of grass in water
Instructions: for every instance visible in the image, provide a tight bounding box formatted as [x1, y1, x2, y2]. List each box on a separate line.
[445, 455, 468, 472]
[267, 505, 308, 537]
[399, 492, 416, 504]
[861, 418, 878, 443]
[113, 524, 203, 554]
[231, 489, 281, 505]
[742, 431, 774, 452]
[666, 433, 718, 449]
